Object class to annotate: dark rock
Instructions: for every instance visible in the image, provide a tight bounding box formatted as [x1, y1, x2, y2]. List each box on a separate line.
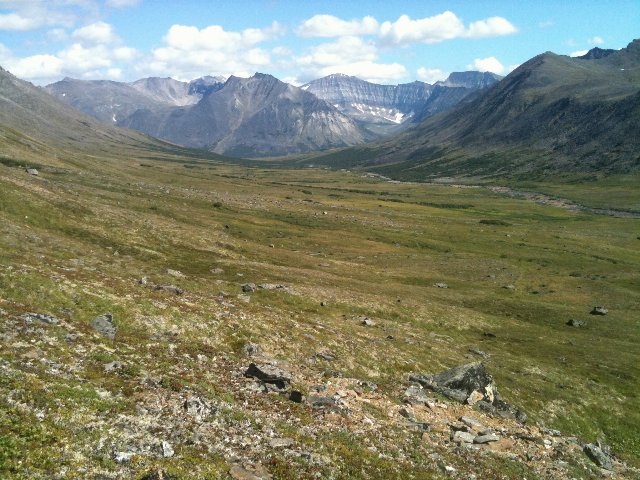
[289, 391, 304, 403]
[242, 283, 257, 293]
[566, 319, 586, 327]
[410, 362, 526, 422]
[91, 313, 116, 339]
[583, 443, 613, 470]
[590, 306, 608, 316]
[483, 332, 497, 338]
[244, 363, 292, 390]
[22, 312, 58, 324]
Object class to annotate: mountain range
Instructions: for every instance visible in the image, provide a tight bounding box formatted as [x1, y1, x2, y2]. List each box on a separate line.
[45, 71, 499, 157]
[301, 71, 500, 136]
[306, 39, 640, 179]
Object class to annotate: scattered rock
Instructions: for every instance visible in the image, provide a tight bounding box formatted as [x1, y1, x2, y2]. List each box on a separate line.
[114, 451, 134, 463]
[452, 431, 476, 444]
[139, 276, 150, 285]
[141, 469, 178, 480]
[161, 441, 174, 458]
[244, 363, 292, 390]
[21, 312, 58, 325]
[269, 438, 294, 448]
[474, 434, 500, 444]
[566, 319, 586, 327]
[258, 283, 293, 293]
[360, 318, 375, 327]
[103, 361, 123, 373]
[166, 269, 186, 278]
[583, 443, 614, 470]
[229, 465, 269, 480]
[483, 332, 497, 338]
[315, 351, 336, 361]
[152, 284, 184, 295]
[404, 385, 431, 405]
[183, 396, 217, 421]
[468, 348, 489, 358]
[590, 306, 608, 316]
[242, 283, 257, 293]
[503, 284, 515, 290]
[460, 416, 484, 430]
[91, 313, 116, 340]
[434, 283, 448, 289]
[26, 168, 39, 176]
[306, 395, 341, 410]
[242, 343, 261, 356]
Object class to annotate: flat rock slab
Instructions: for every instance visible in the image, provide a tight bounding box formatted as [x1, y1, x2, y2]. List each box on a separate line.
[22, 312, 58, 324]
[474, 434, 500, 444]
[452, 431, 475, 444]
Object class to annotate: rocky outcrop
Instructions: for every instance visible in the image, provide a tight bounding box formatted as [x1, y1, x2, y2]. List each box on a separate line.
[409, 362, 526, 422]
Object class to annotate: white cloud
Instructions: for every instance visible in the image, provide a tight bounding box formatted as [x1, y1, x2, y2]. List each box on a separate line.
[5, 53, 64, 80]
[295, 36, 406, 83]
[416, 67, 448, 84]
[0, 12, 40, 30]
[106, 0, 142, 8]
[0, 1, 79, 31]
[72, 21, 118, 44]
[466, 16, 517, 38]
[467, 56, 505, 74]
[297, 14, 379, 38]
[589, 36, 604, 45]
[379, 12, 465, 45]
[569, 49, 589, 57]
[138, 22, 284, 80]
[297, 11, 517, 46]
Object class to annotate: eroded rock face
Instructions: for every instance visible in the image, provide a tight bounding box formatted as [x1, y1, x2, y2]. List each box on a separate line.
[409, 362, 526, 422]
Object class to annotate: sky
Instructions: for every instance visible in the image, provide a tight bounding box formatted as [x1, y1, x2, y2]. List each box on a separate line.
[0, 0, 638, 86]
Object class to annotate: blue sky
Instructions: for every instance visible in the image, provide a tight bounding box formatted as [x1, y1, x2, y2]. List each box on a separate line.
[0, 0, 638, 85]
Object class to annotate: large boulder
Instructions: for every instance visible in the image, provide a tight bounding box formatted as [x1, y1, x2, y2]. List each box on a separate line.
[409, 362, 526, 422]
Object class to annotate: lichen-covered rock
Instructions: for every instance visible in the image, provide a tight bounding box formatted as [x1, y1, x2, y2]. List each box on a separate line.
[91, 313, 116, 339]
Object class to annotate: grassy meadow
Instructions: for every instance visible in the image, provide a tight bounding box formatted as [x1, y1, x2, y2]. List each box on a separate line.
[0, 147, 638, 478]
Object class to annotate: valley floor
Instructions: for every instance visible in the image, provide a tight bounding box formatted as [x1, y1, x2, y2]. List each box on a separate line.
[0, 154, 638, 479]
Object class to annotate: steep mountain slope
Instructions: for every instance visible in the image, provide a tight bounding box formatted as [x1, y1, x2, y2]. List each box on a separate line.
[308, 40, 640, 179]
[45, 76, 225, 124]
[122, 73, 369, 157]
[302, 72, 501, 135]
[0, 66, 172, 164]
